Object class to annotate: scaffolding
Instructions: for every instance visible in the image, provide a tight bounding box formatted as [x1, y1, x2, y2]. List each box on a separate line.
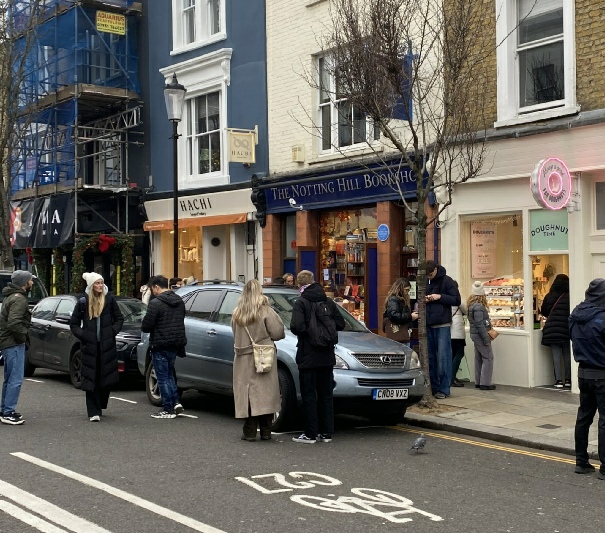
[11, 0, 142, 194]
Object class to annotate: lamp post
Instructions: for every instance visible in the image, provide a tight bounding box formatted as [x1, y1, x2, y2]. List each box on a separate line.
[163, 73, 187, 278]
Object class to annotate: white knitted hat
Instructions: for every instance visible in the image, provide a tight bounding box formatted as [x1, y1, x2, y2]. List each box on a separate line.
[82, 272, 103, 290]
[471, 281, 485, 296]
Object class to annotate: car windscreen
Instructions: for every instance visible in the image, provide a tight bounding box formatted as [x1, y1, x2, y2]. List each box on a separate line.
[265, 291, 368, 332]
[117, 300, 147, 324]
[0, 275, 47, 305]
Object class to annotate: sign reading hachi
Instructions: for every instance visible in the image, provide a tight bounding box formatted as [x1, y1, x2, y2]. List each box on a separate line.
[531, 158, 572, 210]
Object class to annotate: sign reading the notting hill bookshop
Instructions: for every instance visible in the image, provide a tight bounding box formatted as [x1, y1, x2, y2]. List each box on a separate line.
[471, 223, 497, 278]
[96, 11, 126, 35]
[531, 158, 572, 210]
[529, 209, 569, 251]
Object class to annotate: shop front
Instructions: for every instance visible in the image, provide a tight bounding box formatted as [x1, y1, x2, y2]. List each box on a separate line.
[144, 188, 258, 283]
[258, 159, 432, 332]
[443, 133, 605, 390]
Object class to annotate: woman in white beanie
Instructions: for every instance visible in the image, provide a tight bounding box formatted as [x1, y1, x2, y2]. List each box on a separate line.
[69, 272, 124, 421]
[467, 281, 496, 391]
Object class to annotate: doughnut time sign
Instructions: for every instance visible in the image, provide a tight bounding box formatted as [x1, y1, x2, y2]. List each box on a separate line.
[531, 157, 572, 210]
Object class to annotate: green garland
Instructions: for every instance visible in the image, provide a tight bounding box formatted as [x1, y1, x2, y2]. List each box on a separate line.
[71, 234, 135, 296]
[32, 249, 50, 290]
[53, 247, 66, 295]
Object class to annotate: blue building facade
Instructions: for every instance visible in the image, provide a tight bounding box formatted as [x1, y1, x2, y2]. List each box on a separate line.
[141, 0, 267, 282]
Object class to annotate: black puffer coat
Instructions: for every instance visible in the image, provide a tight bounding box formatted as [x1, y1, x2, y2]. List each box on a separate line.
[140, 290, 186, 350]
[541, 292, 570, 345]
[70, 292, 124, 392]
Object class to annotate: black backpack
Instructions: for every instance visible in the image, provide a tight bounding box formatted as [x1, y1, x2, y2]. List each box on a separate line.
[306, 300, 338, 347]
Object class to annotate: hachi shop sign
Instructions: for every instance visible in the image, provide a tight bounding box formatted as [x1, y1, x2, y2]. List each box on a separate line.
[531, 157, 572, 210]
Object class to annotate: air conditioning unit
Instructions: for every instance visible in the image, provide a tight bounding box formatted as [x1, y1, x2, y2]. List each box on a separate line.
[291, 144, 305, 163]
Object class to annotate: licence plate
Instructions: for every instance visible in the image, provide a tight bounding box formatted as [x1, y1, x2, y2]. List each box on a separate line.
[372, 388, 409, 400]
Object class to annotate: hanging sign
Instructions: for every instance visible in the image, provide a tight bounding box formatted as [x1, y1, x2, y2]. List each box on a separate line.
[96, 11, 126, 36]
[531, 158, 572, 210]
[227, 129, 256, 164]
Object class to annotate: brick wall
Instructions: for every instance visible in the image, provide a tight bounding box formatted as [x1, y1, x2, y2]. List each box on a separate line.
[576, 0, 605, 111]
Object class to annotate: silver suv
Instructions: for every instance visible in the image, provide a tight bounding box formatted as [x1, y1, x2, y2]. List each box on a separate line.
[137, 283, 425, 430]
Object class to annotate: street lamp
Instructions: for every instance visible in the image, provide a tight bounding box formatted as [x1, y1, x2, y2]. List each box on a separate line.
[163, 73, 187, 278]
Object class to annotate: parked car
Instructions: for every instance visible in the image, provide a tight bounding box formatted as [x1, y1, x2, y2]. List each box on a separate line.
[0, 270, 49, 364]
[137, 283, 425, 430]
[26, 295, 146, 387]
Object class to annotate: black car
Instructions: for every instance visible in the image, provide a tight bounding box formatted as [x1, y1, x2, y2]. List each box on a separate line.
[26, 295, 147, 388]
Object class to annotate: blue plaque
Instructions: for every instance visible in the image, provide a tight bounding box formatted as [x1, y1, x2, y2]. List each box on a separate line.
[377, 224, 390, 242]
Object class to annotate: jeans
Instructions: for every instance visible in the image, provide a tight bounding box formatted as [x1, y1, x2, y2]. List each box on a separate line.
[451, 339, 465, 382]
[152, 350, 179, 412]
[551, 343, 571, 382]
[575, 377, 605, 469]
[1, 344, 25, 415]
[471, 334, 494, 387]
[299, 367, 334, 439]
[427, 326, 452, 397]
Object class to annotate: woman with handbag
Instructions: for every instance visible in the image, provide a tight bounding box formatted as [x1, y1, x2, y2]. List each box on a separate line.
[467, 281, 496, 391]
[540, 274, 571, 388]
[231, 280, 285, 441]
[383, 278, 418, 346]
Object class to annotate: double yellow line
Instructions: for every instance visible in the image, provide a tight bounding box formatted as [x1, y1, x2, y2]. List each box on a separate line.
[390, 426, 581, 466]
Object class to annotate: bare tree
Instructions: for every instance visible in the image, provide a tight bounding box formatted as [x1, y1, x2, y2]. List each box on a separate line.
[0, 0, 43, 270]
[301, 0, 494, 406]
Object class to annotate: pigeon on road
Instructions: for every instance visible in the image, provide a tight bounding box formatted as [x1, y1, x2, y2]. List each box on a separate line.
[411, 434, 427, 453]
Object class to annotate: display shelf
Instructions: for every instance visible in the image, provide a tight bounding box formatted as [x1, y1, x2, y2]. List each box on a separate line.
[484, 281, 524, 329]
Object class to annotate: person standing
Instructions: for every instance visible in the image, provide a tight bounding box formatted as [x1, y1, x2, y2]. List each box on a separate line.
[425, 260, 461, 399]
[467, 282, 496, 391]
[141, 275, 187, 419]
[541, 274, 571, 388]
[0, 270, 34, 425]
[451, 281, 467, 388]
[383, 277, 418, 346]
[290, 270, 345, 444]
[70, 273, 124, 421]
[231, 280, 285, 441]
[283, 273, 295, 286]
[569, 278, 605, 480]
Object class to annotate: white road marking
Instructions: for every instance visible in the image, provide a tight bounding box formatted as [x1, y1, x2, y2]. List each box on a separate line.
[25, 378, 44, 383]
[0, 480, 111, 533]
[0, 499, 68, 533]
[109, 396, 137, 404]
[177, 414, 198, 419]
[12, 453, 227, 533]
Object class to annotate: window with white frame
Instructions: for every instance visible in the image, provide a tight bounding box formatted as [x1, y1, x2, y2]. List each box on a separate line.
[172, 0, 223, 52]
[495, 0, 576, 127]
[184, 92, 222, 178]
[318, 57, 379, 152]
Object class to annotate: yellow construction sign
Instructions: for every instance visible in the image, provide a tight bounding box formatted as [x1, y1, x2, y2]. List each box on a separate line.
[96, 11, 126, 36]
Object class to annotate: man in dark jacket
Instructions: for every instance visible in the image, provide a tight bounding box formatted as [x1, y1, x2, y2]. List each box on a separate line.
[569, 278, 605, 480]
[290, 270, 345, 444]
[0, 270, 34, 425]
[141, 275, 187, 419]
[425, 260, 461, 399]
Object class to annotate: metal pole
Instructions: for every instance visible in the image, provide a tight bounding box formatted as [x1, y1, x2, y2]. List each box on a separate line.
[172, 120, 179, 278]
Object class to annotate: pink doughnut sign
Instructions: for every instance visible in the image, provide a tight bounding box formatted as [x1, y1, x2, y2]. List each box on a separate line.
[530, 157, 572, 210]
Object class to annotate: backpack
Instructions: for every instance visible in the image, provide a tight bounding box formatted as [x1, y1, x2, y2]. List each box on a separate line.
[306, 300, 338, 348]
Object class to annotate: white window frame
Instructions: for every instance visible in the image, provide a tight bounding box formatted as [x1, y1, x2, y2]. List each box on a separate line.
[594, 179, 605, 234]
[159, 48, 232, 189]
[171, 0, 226, 56]
[317, 56, 380, 155]
[495, 0, 578, 128]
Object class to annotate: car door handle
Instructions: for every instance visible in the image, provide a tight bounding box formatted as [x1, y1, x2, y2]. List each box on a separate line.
[207, 329, 216, 336]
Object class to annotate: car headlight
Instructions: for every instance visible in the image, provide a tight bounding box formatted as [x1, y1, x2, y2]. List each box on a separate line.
[409, 350, 421, 369]
[334, 354, 349, 370]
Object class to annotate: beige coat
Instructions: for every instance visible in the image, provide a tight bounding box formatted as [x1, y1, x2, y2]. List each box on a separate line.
[231, 305, 285, 418]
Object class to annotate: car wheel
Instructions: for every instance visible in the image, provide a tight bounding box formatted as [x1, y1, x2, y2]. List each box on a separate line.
[23, 355, 36, 378]
[145, 362, 163, 407]
[272, 367, 296, 432]
[69, 350, 83, 389]
[368, 405, 407, 426]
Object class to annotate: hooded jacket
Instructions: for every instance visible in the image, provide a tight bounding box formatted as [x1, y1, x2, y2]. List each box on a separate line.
[0, 283, 32, 350]
[141, 290, 186, 351]
[290, 283, 345, 368]
[569, 279, 605, 370]
[425, 266, 461, 326]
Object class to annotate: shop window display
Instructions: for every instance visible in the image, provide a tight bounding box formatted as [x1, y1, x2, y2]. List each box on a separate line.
[319, 207, 378, 322]
[159, 226, 203, 281]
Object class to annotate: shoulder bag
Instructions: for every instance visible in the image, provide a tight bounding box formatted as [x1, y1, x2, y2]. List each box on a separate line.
[244, 326, 275, 374]
[487, 328, 499, 340]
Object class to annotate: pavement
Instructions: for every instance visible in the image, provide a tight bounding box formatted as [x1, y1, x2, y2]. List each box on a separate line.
[404, 381, 601, 461]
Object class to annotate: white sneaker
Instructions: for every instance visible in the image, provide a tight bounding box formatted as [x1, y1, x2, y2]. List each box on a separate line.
[174, 403, 184, 415]
[89, 415, 101, 422]
[151, 410, 176, 419]
[292, 433, 316, 444]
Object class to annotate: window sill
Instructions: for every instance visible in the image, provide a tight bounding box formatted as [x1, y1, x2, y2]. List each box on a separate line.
[179, 174, 229, 190]
[494, 105, 580, 128]
[171, 32, 227, 56]
[308, 144, 384, 165]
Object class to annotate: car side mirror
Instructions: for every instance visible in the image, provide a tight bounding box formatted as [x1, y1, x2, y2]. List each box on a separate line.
[55, 314, 71, 325]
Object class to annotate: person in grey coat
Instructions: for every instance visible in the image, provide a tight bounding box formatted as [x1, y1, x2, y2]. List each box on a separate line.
[467, 282, 496, 390]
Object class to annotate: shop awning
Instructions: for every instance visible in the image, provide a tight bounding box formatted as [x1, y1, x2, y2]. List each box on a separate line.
[143, 212, 248, 231]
